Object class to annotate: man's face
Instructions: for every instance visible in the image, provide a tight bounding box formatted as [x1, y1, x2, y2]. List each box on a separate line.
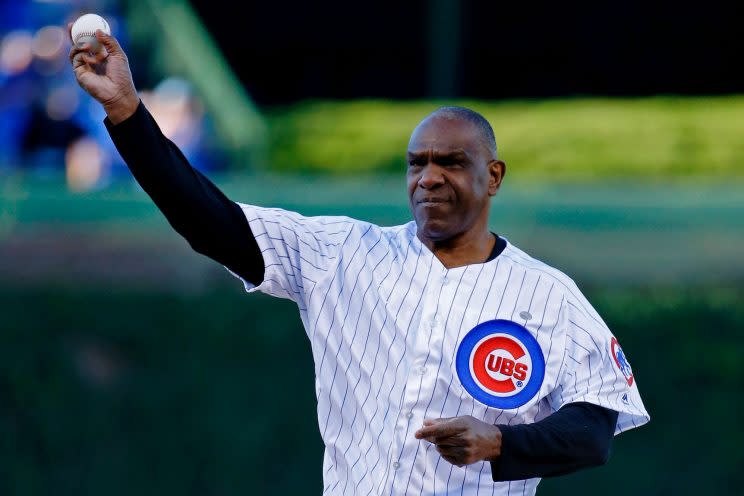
[407, 116, 503, 242]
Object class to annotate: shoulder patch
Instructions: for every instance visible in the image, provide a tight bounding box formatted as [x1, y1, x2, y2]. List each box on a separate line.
[611, 337, 634, 386]
[456, 319, 545, 409]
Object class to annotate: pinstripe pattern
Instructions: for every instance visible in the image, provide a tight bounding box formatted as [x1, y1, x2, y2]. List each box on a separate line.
[229, 205, 650, 495]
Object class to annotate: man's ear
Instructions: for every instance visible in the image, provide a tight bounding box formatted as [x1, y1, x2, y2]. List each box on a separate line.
[488, 160, 506, 196]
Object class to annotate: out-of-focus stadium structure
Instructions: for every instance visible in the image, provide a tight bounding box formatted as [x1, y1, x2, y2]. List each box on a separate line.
[0, 0, 264, 190]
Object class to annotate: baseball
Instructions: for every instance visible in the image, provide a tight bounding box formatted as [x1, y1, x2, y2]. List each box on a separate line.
[71, 13, 111, 51]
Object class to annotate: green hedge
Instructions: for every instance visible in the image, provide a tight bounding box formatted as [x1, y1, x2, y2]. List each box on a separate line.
[266, 97, 744, 179]
[1, 286, 741, 495]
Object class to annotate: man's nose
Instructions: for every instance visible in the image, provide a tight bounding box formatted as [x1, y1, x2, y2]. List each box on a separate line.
[418, 163, 445, 189]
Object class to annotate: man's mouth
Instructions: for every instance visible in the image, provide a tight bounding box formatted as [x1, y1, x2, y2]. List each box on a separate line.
[417, 197, 449, 205]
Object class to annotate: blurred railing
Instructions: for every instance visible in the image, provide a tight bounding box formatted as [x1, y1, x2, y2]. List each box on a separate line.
[1, 176, 743, 288]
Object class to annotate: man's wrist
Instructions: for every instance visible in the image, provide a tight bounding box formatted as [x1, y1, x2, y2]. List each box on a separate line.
[104, 92, 139, 125]
[484, 424, 503, 462]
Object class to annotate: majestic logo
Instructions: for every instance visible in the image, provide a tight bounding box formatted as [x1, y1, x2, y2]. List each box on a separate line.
[611, 337, 634, 386]
[456, 320, 545, 409]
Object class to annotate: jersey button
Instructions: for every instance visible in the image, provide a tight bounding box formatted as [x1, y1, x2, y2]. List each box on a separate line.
[406, 411, 414, 419]
[418, 366, 427, 375]
[393, 462, 401, 470]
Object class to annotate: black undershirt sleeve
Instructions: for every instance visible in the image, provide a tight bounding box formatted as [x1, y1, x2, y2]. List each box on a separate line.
[104, 101, 264, 285]
[105, 103, 618, 483]
[491, 402, 619, 481]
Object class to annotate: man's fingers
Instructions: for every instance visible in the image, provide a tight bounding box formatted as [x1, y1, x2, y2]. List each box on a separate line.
[69, 41, 92, 63]
[433, 435, 468, 446]
[415, 425, 439, 439]
[415, 418, 463, 440]
[435, 446, 470, 468]
[69, 41, 108, 70]
[70, 49, 87, 69]
[435, 445, 465, 457]
[96, 30, 122, 55]
[80, 52, 100, 66]
[440, 453, 465, 468]
[421, 434, 466, 446]
[69, 44, 80, 64]
[90, 46, 109, 63]
[70, 49, 97, 69]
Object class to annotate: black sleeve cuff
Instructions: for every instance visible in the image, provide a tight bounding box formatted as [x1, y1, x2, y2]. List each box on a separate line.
[490, 402, 618, 482]
[489, 423, 519, 482]
[103, 100, 147, 134]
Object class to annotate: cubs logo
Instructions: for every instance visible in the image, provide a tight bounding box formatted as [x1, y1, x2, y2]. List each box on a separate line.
[611, 337, 634, 386]
[455, 319, 545, 409]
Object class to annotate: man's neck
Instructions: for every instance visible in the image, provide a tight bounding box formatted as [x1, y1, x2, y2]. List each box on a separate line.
[419, 229, 497, 269]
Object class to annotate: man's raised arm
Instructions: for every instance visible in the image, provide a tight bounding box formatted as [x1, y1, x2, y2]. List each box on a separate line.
[68, 27, 263, 285]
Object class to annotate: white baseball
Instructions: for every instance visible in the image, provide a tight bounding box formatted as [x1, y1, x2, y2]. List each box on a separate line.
[71, 13, 111, 51]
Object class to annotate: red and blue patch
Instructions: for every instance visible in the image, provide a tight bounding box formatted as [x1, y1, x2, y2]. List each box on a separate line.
[611, 337, 634, 386]
[456, 320, 545, 409]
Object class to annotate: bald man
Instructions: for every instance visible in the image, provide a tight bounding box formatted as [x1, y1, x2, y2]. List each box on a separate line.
[70, 29, 648, 494]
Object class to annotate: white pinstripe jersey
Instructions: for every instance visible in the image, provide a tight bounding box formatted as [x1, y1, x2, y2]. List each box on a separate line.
[229, 204, 650, 496]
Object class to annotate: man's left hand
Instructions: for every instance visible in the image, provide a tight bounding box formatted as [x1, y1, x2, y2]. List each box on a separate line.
[414, 415, 502, 467]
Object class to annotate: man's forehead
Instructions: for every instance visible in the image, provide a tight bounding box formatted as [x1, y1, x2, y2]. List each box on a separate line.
[408, 117, 482, 154]
[407, 145, 468, 157]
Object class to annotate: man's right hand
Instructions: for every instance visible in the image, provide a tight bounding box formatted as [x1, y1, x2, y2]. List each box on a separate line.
[68, 23, 139, 124]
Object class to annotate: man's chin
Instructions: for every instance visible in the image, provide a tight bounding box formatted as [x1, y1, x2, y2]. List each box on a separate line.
[415, 217, 458, 242]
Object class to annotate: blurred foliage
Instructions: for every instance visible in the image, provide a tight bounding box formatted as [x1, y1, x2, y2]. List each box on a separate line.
[1, 285, 741, 495]
[0, 288, 321, 496]
[266, 97, 744, 179]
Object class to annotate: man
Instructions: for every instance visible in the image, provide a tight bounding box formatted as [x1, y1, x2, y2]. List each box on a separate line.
[70, 28, 649, 495]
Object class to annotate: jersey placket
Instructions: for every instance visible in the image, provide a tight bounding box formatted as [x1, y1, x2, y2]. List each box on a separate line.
[387, 263, 452, 494]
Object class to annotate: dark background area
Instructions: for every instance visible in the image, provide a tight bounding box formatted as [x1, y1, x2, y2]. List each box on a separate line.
[192, 0, 744, 103]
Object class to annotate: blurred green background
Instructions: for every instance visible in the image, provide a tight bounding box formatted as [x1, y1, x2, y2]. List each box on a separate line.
[2, 0, 744, 495]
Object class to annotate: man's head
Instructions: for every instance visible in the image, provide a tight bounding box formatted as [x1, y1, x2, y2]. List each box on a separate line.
[407, 106, 506, 243]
